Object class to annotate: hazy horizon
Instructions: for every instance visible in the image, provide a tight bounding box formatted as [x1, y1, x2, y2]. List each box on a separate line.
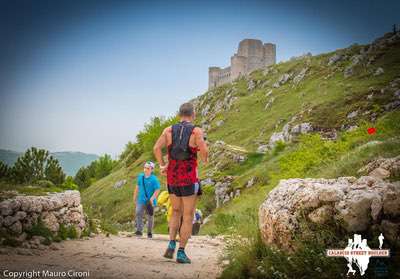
[1, 0, 399, 157]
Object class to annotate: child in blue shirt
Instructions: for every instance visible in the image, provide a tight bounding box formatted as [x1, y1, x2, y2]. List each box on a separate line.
[133, 161, 160, 238]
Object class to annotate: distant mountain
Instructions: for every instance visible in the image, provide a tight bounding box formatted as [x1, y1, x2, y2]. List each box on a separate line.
[0, 149, 99, 176]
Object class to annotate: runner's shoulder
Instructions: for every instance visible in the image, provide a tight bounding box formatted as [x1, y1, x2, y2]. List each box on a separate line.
[192, 126, 203, 135]
[163, 126, 172, 134]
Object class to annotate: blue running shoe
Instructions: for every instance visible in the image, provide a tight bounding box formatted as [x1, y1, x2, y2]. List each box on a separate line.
[176, 249, 191, 264]
[163, 241, 176, 259]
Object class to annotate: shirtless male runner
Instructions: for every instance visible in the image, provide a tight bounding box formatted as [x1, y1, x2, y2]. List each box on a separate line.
[153, 102, 208, 263]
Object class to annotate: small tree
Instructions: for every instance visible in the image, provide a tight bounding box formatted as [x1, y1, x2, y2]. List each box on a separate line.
[94, 154, 116, 179]
[62, 176, 78, 190]
[11, 147, 65, 185]
[45, 156, 65, 185]
[0, 161, 11, 180]
[74, 166, 91, 190]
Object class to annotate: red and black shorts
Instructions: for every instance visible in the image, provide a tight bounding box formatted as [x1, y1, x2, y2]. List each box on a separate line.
[167, 182, 202, 197]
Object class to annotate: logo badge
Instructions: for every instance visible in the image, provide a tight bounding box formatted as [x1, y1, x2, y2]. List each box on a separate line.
[326, 233, 390, 276]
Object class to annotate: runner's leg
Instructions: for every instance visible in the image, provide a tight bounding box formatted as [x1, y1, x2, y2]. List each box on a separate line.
[169, 194, 183, 241]
[179, 194, 197, 248]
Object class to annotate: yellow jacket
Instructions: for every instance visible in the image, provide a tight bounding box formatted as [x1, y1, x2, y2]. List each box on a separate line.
[157, 191, 173, 222]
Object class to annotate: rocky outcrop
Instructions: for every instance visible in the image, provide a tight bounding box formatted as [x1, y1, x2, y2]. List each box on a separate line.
[209, 141, 247, 171]
[328, 53, 344, 66]
[113, 179, 127, 189]
[358, 156, 400, 179]
[214, 176, 240, 208]
[259, 158, 400, 252]
[265, 122, 313, 151]
[292, 68, 309, 85]
[0, 191, 87, 246]
[273, 73, 292, 88]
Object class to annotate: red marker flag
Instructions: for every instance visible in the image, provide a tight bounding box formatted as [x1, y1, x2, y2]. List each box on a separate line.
[367, 127, 376, 135]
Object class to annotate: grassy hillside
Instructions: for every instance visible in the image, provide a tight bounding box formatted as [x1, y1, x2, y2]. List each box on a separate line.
[81, 31, 400, 243]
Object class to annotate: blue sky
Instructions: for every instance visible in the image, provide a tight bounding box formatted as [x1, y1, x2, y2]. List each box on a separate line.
[0, 0, 399, 157]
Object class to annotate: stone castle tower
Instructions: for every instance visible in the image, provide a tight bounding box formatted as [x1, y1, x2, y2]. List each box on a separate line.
[209, 39, 276, 89]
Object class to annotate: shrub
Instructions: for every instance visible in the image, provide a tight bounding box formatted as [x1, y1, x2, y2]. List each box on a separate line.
[58, 224, 78, 240]
[61, 176, 79, 190]
[272, 140, 286, 155]
[35, 179, 55, 188]
[26, 218, 54, 240]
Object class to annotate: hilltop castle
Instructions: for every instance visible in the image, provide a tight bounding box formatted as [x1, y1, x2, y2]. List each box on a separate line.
[208, 39, 276, 89]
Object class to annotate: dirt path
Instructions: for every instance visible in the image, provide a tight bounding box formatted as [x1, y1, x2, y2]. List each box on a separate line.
[0, 233, 224, 279]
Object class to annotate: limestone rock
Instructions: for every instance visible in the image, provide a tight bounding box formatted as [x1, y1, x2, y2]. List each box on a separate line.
[216, 120, 224, 127]
[113, 179, 127, 189]
[246, 177, 256, 188]
[257, 145, 269, 154]
[273, 73, 292, 88]
[9, 221, 22, 234]
[374, 67, 384, 76]
[264, 97, 275, 110]
[41, 212, 59, 232]
[293, 68, 308, 85]
[347, 110, 358, 119]
[358, 156, 400, 178]
[214, 176, 234, 208]
[268, 122, 313, 148]
[209, 141, 247, 171]
[0, 200, 13, 216]
[259, 175, 400, 252]
[328, 53, 343, 66]
[380, 220, 400, 243]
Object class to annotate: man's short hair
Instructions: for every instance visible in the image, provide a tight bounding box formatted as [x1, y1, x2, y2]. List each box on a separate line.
[179, 102, 194, 117]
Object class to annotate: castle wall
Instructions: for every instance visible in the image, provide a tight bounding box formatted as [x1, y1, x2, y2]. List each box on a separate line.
[209, 66, 231, 89]
[231, 55, 247, 81]
[263, 43, 276, 66]
[208, 39, 276, 89]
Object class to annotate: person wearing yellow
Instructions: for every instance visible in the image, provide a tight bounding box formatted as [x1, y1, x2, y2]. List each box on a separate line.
[157, 190, 173, 222]
[157, 190, 203, 236]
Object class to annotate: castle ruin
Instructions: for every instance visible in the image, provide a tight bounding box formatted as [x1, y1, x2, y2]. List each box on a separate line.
[208, 39, 276, 89]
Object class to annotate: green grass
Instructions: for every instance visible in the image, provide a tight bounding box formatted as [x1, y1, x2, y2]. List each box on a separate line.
[0, 180, 64, 198]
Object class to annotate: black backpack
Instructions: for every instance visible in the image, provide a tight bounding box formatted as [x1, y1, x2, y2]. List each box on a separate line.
[170, 121, 195, 161]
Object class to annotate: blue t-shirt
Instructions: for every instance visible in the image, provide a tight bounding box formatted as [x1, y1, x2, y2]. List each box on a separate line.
[137, 172, 160, 206]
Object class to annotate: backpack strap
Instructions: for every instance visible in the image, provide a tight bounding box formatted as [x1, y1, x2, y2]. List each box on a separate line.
[172, 121, 195, 148]
[142, 175, 150, 201]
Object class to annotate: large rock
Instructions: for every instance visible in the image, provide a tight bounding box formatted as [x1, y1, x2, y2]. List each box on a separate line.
[268, 122, 313, 149]
[259, 175, 400, 252]
[358, 156, 400, 178]
[328, 53, 343, 66]
[214, 176, 235, 208]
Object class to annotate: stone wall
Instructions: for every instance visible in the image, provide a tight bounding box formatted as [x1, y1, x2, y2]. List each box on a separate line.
[0, 190, 86, 244]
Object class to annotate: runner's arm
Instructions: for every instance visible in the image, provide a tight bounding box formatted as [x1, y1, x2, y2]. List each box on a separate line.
[194, 127, 208, 164]
[153, 127, 169, 168]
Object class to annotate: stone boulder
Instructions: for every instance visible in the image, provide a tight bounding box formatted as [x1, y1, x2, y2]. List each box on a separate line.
[214, 176, 235, 208]
[358, 156, 400, 179]
[267, 122, 313, 149]
[328, 53, 343, 66]
[273, 73, 292, 88]
[292, 68, 309, 85]
[259, 175, 400, 252]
